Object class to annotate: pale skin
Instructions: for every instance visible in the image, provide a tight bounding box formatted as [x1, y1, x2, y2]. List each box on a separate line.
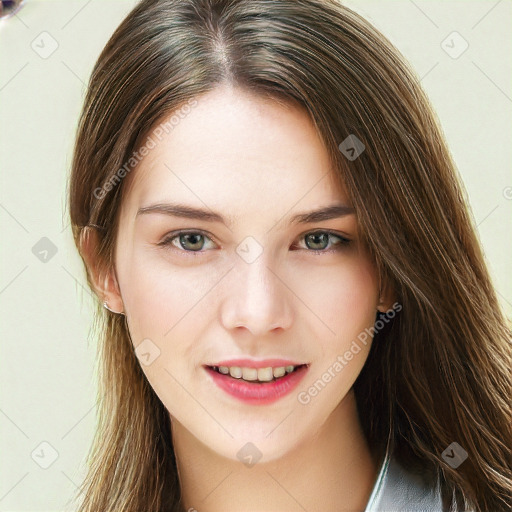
[82, 85, 394, 511]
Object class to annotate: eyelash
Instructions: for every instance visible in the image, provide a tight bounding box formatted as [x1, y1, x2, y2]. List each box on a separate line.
[157, 229, 351, 257]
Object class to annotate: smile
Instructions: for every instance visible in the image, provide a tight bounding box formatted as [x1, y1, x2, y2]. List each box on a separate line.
[204, 363, 309, 404]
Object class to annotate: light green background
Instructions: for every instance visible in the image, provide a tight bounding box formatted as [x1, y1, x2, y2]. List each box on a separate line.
[0, 1, 510, 510]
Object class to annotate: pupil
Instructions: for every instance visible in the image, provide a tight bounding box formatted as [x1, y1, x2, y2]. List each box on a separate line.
[181, 233, 203, 251]
[306, 233, 328, 250]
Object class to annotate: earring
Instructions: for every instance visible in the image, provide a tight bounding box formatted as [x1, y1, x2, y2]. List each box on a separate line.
[103, 301, 124, 315]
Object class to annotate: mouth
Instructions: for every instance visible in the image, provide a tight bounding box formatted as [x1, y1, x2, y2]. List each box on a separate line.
[204, 362, 310, 404]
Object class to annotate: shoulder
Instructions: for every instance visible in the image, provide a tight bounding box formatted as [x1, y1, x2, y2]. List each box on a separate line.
[364, 449, 444, 511]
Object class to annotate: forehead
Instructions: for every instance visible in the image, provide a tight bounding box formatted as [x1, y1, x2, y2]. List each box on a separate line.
[121, 86, 350, 218]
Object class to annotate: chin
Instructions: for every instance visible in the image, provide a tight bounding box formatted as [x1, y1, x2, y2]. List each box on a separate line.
[205, 420, 308, 465]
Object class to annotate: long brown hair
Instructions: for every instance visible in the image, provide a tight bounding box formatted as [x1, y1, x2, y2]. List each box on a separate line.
[67, 1, 512, 510]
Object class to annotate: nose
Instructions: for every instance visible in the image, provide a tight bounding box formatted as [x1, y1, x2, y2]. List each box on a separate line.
[220, 256, 294, 337]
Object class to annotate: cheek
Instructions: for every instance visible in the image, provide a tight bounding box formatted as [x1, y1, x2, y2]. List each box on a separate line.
[116, 254, 214, 417]
[294, 257, 379, 410]
[117, 248, 224, 377]
[118, 248, 206, 333]
[295, 254, 379, 345]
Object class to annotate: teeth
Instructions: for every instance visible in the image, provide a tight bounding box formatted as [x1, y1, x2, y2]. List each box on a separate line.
[257, 367, 274, 382]
[242, 367, 258, 381]
[214, 364, 301, 382]
[229, 366, 242, 379]
[273, 366, 286, 378]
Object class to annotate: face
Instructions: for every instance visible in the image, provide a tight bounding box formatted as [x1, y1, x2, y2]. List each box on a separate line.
[108, 85, 384, 463]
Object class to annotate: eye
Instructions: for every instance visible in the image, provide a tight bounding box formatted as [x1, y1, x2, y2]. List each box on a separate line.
[293, 230, 351, 253]
[158, 230, 216, 255]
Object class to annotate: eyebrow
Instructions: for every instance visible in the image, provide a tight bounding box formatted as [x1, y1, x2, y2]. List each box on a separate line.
[136, 202, 356, 227]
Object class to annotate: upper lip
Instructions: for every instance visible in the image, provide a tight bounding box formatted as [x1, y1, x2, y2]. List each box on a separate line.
[207, 358, 308, 369]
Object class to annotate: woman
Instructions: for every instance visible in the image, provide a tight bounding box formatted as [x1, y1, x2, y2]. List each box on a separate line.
[67, 0, 512, 511]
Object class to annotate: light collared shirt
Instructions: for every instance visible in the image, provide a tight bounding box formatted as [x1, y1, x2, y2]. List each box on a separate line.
[364, 446, 444, 511]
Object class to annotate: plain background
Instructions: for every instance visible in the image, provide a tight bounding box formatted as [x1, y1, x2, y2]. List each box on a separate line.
[0, 1, 510, 510]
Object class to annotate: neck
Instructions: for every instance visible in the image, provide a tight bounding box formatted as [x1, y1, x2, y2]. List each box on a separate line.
[171, 390, 378, 512]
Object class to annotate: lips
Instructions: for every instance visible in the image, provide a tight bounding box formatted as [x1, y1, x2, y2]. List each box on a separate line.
[204, 359, 309, 404]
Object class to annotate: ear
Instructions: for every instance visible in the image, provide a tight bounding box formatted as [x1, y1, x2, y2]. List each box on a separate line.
[79, 226, 124, 314]
[376, 276, 396, 314]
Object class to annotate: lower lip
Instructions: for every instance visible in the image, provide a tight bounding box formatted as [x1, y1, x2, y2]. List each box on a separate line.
[205, 365, 309, 405]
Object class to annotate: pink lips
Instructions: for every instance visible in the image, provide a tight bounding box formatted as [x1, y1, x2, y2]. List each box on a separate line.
[204, 359, 309, 405]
